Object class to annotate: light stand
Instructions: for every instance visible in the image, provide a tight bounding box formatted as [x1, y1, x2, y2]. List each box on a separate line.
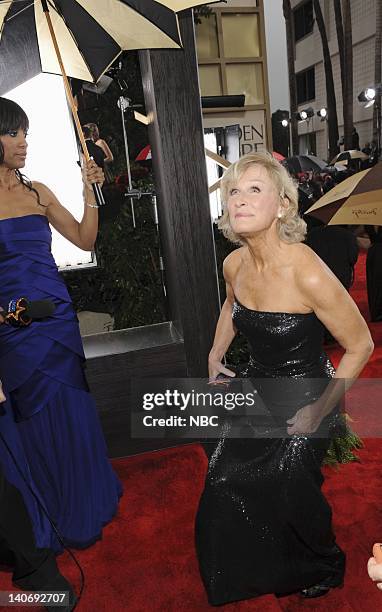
[358, 85, 382, 161]
[117, 94, 136, 227]
[124, 189, 168, 314]
[105, 66, 168, 311]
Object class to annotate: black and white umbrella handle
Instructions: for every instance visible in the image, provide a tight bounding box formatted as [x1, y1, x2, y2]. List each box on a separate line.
[92, 182, 105, 207]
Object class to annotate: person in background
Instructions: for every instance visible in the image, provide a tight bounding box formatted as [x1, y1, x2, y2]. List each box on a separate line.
[305, 224, 359, 344]
[305, 225, 359, 291]
[369, 141, 379, 166]
[362, 142, 371, 157]
[83, 123, 114, 182]
[0, 463, 76, 611]
[351, 127, 360, 151]
[82, 125, 106, 169]
[365, 225, 382, 321]
[323, 173, 336, 193]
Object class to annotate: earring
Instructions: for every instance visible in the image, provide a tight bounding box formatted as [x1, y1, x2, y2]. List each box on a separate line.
[277, 212, 283, 219]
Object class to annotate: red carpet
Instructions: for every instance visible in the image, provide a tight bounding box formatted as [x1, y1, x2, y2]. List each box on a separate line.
[1, 251, 382, 611]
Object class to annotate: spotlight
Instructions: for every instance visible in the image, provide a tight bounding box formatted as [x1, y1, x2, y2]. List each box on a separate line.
[358, 87, 378, 108]
[317, 107, 327, 119]
[365, 87, 376, 101]
[281, 118, 289, 127]
[296, 107, 314, 121]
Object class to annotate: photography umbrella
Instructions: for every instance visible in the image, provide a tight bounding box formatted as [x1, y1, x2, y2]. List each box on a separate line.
[0, 0, 214, 204]
[305, 163, 382, 225]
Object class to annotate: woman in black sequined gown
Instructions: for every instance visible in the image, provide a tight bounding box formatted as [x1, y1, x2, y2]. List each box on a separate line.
[195, 152, 374, 606]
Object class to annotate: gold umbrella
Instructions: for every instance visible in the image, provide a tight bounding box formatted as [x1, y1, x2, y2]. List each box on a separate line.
[305, 162, 382, 225]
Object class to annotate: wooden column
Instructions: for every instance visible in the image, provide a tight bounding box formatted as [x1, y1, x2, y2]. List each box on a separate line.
[139, 10, 220, 377]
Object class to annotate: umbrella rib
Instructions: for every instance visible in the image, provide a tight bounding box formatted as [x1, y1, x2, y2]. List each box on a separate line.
[116, 0, 181, 46]
[46, 0, 103, 83]
[3, 1, 35, 22]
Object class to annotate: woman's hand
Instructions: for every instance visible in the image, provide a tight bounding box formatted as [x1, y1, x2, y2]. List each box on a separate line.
[82, 159, 104, 192]
[286, 400, 324, 435]
[208, 356, 236, 384]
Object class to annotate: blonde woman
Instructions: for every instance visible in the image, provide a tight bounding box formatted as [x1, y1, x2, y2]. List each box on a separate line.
[195, 152, 373, 604]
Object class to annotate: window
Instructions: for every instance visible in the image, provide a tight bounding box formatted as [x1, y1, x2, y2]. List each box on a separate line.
[294, 0, 314, 42]
[296, 67, 315, 104]
[221, 13, 261, 58]
[299, 132, 316, 156]
[196, 9, 266, 108]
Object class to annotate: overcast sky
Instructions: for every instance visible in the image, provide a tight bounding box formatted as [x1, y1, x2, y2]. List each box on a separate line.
[263, 0, 290, 113]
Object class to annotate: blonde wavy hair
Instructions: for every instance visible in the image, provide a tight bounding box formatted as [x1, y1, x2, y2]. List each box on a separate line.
[218, 151, 306, 244]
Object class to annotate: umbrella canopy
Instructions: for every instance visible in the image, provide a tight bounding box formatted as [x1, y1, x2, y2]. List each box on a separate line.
[305, 162, 382, 225]
[283, 154, 327, 174]
[330, 149, 369, 165]
[0, 0, 214, 95]
[136, 145, 152, 161]
[272, 151, 285, 161]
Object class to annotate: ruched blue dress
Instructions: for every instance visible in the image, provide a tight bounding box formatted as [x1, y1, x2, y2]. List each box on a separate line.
[0, 214, 122, 551]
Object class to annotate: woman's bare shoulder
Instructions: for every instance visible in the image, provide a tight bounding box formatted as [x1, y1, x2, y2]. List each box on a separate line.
[31, 182, 58, 206]
[288, 242, 323, 267]
[289, 242, 338, 291]
[31, 181, 49, 195]
[223, 247, 246, 280]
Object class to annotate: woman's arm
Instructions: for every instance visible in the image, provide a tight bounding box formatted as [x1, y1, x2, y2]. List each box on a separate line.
[34, 160, 103, 251]
[208, 252, 240, 379]
[96, 139, 114, 163]
[288, 248, 374, 433]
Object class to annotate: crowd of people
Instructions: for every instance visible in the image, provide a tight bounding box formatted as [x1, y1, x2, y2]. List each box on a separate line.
[287, 154, 382, 324]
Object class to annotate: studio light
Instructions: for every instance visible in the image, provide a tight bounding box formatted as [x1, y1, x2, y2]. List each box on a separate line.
[317, 107, 327, 119]
[358, 87, 378, 108]
[296, 107, 314, 121]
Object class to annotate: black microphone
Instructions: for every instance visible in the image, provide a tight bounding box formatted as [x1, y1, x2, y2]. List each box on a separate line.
[1, 298, 56, 327]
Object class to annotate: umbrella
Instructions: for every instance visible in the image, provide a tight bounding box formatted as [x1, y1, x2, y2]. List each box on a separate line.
[330, 150, 369, 165]
[272, 151, 285, 162]
[0, 0, 215, 204]
[136, 145, 152, 161]
[305, 162, 382, 225]
[283, 155, 327, 174]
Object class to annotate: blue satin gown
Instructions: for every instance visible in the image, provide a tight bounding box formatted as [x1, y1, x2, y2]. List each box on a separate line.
[0, 214, 122, 551]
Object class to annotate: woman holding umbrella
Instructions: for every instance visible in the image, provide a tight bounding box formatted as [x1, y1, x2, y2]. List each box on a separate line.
[0, 97, 122, 551]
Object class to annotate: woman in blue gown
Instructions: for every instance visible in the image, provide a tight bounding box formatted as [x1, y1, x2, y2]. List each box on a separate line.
[0, 97, 122, 551]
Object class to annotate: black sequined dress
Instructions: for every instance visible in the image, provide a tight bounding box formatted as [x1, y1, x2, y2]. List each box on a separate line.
[195, 300, 345, 606]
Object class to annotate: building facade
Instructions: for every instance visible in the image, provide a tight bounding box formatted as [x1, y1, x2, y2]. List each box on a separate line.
[195, 0, 272, 160]
[291, 0, 378, 160]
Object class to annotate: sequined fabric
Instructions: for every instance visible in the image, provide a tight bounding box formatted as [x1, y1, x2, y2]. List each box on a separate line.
[195, 302, 345, 606]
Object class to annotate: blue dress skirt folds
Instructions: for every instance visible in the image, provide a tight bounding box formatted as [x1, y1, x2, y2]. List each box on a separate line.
[0, 215, 122, 551]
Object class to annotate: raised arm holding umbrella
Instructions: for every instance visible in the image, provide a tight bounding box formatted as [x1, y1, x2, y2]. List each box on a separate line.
[0, 0, 222, 563]
[0, 0, 217, 205]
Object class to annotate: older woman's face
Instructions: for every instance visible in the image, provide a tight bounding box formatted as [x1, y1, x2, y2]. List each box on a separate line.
[227, 164, 281, 237]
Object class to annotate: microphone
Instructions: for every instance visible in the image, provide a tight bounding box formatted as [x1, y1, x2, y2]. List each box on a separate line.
[1, 298, 56, 327]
